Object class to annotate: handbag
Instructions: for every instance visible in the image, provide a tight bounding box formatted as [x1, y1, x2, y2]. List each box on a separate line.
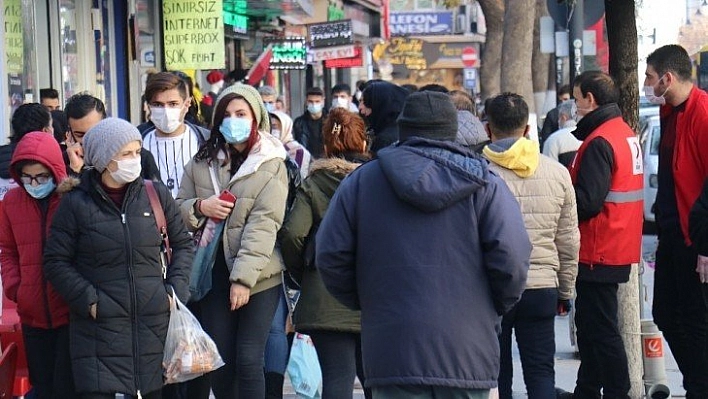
[145, 180, 171, 278]
[188, 166, 223, 302]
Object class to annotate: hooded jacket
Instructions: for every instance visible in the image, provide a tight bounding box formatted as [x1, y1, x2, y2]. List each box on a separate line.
[177, 132, 289, 295]
[293, 109, 328, 159]
[362, 81, 409, 154]
[0, 133, 76, 329]
[484, 137, 579, 299]
[316, 138, 530, 389]
[456, 110, 488, 148]
[280, 156, 365, 333]
[271, 110, 312, 178]
[43, 170, 194, 395]
[0, 142, 18, 200]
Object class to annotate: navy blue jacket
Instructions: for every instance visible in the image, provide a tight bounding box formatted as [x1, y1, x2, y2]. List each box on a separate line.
[316, 138, 530, 390]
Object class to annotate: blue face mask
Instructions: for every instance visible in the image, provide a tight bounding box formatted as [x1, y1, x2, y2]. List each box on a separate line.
[24, 179, 56, 199]
[307, 103, 323, 115]
[264, 103, 276, 113]
[220, 117, 252, 144]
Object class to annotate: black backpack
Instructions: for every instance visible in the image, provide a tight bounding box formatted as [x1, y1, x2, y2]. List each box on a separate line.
[283, 157, 302, 221]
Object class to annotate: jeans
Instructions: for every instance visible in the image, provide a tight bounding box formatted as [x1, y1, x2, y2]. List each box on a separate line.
[264, 287, 290, 374]
[371, 385, 489, 399]
[573, 280, 630, 399]
[22, 324, 75, 399]
[306, 331, 371, 399]
[200, 259, 280, 398]
[652, 231, 708, 398]
[498, 288, 557, 399]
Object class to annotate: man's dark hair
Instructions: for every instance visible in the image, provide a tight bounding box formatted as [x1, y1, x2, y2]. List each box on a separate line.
[646, 44, 692, 81]
[10, 103, 51, 143]
[40, 88, 59, 100]
[485, 93, 529, 137]
[558, 84, 571, 97]
[51, 109, 69, 144]
[331, 83, 351, 95]
[64, 93, 107, 120]
[144, 72, 189, 103]
[418, 84, 449, 93]
[574, 71, 619, 106]
[306, 87, 325, 97]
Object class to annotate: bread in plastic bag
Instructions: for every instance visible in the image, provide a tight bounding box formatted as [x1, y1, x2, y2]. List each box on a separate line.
[162, 292, 225, 384]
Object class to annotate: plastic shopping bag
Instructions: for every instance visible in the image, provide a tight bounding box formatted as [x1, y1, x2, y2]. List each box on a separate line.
[163, 292, 225, 384]
[286, 333, 322, 398]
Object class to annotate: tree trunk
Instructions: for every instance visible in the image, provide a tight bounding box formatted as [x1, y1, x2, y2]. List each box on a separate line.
[605, 0, 639, 133]
[605, 2, 642, 397]
[477, 0, 504, 100]
[500, 0, 536, 113]
[532, 0, 551, 118]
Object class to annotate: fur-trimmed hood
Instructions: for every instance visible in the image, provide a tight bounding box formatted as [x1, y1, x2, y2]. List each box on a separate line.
[308, 156, 363, 177]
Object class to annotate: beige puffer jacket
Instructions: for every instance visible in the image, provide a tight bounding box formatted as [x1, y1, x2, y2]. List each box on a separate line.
[484, 137, 579, 299]
[177, 132, 289, 295]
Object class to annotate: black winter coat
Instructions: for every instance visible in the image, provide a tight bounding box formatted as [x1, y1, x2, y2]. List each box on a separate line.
[43, 171, 193, 395]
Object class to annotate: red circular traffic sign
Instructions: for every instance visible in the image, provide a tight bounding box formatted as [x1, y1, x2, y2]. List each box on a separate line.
[461, 46, 478, 68]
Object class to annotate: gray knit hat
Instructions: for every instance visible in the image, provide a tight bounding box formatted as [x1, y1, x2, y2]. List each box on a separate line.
[215, 83, 270, 132]
[397, 91, 458, 142]
[83, 117, 142, 173]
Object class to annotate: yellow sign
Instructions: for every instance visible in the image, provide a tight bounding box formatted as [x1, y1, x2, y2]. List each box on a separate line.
[5, 0, 23, 74]
[373, 37, 427, 70]
[163, 0, 225, 70]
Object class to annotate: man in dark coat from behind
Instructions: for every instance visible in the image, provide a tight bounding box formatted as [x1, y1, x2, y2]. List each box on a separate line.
[316, 91, 531, 399]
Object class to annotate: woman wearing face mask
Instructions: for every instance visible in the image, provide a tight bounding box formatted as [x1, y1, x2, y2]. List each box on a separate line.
[43, 118, 194, 399]
[176, 84, 289, 398]
[270, 111, 311, 179]
[0, 132, 77, 399]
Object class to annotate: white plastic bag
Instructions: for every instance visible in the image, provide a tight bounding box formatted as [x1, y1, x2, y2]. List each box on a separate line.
[162, 292, 225, 384]
[286, 333, 322, 398]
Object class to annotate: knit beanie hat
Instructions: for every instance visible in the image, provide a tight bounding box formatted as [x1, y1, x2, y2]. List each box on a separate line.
[397, 91, 458, 142]
[83, 117, 142, 173]
[215, 83, 270, 132]
[206, 70, 224, 84]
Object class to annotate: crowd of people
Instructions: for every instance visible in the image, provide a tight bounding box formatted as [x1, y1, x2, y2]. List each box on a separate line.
[0, 43, 706, 399]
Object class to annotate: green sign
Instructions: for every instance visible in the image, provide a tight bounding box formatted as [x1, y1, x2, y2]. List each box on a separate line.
[4, 0, 23, 74]
[223, 11, 248, 35]
[162, 0, 225, 70]
[265, 38, 307, 70]
[328, 4, 345, 21]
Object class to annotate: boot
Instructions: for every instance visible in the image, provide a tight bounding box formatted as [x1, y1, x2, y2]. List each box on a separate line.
[265, 371, 285, 399]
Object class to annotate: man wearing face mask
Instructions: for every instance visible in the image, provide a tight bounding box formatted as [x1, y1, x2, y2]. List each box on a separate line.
[564, 71, 643, 399]
[140, 72, 209, 197]
[258, 85, 279, 114]
[330, 83, 360, 112]
[645, 44, 708, 399]
[293, 87, 328, 158]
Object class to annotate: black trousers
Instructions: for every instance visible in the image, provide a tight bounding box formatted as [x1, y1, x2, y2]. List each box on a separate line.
[22, 324, 75, 399]
[306, 331, 371, 399]
[573, 280, 630, 399]
[653, 231, 708, 398]
[80, 391, 160, 399]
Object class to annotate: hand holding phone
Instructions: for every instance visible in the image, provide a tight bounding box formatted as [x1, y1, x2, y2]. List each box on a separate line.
[201, 190, 237, 221]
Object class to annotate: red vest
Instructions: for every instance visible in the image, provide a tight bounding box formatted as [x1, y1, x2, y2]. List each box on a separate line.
[570, 117, 644, 265]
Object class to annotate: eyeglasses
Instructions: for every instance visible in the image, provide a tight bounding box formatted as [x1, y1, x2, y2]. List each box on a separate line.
[20, 173, 52, 185]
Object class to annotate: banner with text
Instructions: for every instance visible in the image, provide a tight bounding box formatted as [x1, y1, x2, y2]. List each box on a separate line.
[5, 0, 23, 74]
[163, 0, 225, 70]
[390, 11, 453, 36]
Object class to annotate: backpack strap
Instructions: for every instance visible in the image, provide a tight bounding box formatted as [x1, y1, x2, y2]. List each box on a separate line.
[144, 180, 172, 267]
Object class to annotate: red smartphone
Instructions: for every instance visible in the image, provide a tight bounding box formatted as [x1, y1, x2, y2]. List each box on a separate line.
[219, 189, 237, 204]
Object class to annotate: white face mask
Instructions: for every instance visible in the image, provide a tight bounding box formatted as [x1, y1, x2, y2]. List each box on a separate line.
[332, 97, 349, 109]
[644, 78, 669, 105]
[150, 106, 183, 134]
[109, 157, 142, 184]
[271, 129, 281, 139]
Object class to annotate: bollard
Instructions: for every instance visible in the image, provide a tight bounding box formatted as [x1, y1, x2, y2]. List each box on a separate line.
[640, 319, 671, 398]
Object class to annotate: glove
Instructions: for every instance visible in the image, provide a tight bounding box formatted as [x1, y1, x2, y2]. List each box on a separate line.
[557, 299, 572, 316]
[697, 255, 708, 284]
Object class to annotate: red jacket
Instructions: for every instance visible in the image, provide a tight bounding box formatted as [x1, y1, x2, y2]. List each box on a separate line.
[570, 117, 644, 265]
[660, 87, 708, 245]
[0, 132, 73, 329]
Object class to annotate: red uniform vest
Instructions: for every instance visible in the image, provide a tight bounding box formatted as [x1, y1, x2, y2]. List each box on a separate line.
[569, 116, 644, 265]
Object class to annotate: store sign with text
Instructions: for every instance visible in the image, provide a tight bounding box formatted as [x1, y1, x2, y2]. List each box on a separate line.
[373, 38, 480, 70]
[324, 46, 363, 68]
[308, 20, 353, 48]
[265, 37, 307, 70]
[162, 0, 225, 70]
[309, 45, 356, 62]
[5, 0, 23, 73]
[389, 11, 453, 36]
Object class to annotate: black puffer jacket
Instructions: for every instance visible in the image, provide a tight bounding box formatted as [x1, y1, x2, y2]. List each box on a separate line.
[44, 171, 193, 395]
[0, 143, 16, 179]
